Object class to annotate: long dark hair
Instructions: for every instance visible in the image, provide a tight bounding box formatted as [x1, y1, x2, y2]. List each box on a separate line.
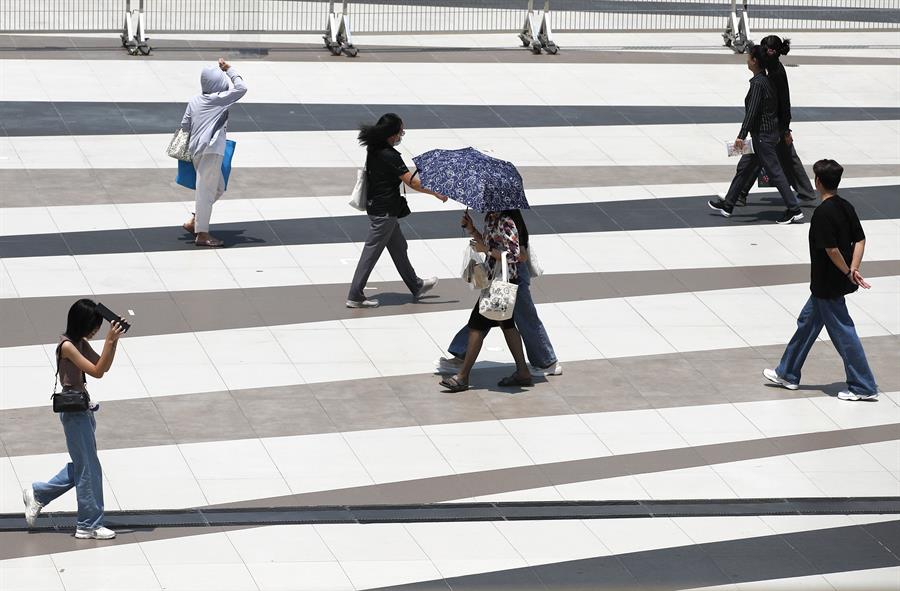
[760, 35, 790, 60]
[64, 298, 102, 342]
[502, 209, 530, 250]
[358, 113, 403, 151]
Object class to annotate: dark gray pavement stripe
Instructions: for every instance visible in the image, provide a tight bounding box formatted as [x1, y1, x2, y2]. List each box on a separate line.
[214, 424, 900, 508]
[2, 334, 897, 458]
[5, 259, 900, 349]
[369, 521, 900, 591]
[3, 183, 900, 259]
[3, 34, 898, 65]
[5, 498, 900, 532]
[4, 164, 898, 208]
[2, 100, 896, 137]
[0, 524, 252, 562]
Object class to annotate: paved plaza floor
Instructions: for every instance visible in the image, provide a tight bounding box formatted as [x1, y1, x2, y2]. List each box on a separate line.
[0, 25, 899, 591]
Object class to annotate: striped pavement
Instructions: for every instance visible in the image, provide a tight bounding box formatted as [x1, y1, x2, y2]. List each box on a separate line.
[0, 27, 899, 591]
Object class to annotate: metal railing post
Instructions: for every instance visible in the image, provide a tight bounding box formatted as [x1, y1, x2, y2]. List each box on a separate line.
[324, 1, 358, 57]
[121, 0, 151, 55]
[723, 0, 753, 53]
[518, 0, 558, 54]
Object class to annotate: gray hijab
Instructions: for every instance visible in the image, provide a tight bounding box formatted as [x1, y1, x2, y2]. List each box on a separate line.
[200, 66, 230, 94]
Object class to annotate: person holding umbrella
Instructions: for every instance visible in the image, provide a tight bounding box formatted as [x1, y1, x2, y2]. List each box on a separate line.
[411, 148, 547, 391]
[346, 113, 448, 309]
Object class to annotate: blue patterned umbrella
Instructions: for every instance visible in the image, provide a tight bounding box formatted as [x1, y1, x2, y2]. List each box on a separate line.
[412, 147, 529, 212]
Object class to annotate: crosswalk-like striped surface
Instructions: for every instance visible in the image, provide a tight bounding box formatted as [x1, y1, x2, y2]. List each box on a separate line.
[0, 26, 898, 591]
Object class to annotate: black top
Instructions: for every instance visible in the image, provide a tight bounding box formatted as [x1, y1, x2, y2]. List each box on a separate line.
[739, 73, 780, 140]
[809, 195, 865, 299]
[768, 60, 792, 134]
[365, 147, 410, 217]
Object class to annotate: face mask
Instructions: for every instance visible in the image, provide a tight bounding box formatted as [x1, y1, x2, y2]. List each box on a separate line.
[393, 137, 402, 146]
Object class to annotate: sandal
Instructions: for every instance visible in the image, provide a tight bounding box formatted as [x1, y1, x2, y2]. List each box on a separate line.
[183, 213, 196, 234]
[440, 375, 469, 393]
[498, 374, 533, 388]
[195, 237, 224, 247]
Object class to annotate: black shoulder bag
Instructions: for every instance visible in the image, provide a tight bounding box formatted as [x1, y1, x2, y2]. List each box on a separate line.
[51, 340, 90, 413]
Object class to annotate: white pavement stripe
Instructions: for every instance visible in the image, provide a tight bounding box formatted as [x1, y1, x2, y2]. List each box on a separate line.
[1, 516, 897, 591]
[3, 177, 900, 237]
[1, 516, 895, 591]
[1, 277, 897, 410]
[2, 394, 898, 513]
[1, 120, 898, 170]
[3, 60, 898, 109]
[3, 220, 899, 297]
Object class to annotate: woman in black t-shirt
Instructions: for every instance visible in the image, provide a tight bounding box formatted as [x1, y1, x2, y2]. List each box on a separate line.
[346, 113, 449, 308]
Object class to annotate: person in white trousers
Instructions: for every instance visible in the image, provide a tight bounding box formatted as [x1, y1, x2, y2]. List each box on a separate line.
[180, 58, 247, 247]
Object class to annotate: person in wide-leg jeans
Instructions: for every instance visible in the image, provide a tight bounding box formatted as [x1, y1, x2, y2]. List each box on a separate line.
[775, 295, 877, 396]
[33, 411, 104, 530]
[446, 263, 558, 371]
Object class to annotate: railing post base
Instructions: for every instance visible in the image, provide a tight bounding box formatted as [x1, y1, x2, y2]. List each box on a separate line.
[121, 0, 151, 55]
[324, 1, 358, 57]
[723, 0, 752, 53]
[518, 0, 558, 55]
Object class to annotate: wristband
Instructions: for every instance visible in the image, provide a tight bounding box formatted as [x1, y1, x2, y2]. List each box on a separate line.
[845, 269, 852, 277]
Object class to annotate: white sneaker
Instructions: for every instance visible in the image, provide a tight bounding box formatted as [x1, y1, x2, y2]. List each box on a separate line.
[435, 356, 463, 375]
[415, 277, 438, 300]
[346, 299, 379, 309]
[837, 391, 879, 401]
[23, 487, 43, 528]
[75, 526, 116, 540]
[531, 361, 563, 377]
[763, 368, 798, 390]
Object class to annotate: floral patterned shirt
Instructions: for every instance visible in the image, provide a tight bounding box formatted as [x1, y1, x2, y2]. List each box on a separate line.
[483, 212, 520, 282]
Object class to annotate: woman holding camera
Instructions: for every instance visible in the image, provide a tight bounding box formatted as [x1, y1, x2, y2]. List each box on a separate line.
[23, 299, 124, 539]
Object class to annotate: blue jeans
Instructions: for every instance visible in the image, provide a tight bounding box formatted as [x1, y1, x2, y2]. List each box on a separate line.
[449, 264, 557, 368]
[776, 295, 878, 395]
[33, 411, 105, 530]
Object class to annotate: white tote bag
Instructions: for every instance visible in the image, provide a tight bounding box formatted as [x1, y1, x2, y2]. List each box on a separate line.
[166, 128, 192, 162]
[478, 254, 518, 322]
[525, 244, 543, 278]
[461, 242, 491, 290]
[349, 168, 368, 211]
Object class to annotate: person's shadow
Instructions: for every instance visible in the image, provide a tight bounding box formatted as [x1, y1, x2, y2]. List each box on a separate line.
[764, 380, 879, 400]
[179, 229, 267, 248]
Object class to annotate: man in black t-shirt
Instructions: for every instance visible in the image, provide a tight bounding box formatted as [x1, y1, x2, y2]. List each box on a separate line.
[763, 159, 879, 401]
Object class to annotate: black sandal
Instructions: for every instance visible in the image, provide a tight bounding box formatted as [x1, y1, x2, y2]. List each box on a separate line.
[498, 374, 533, 388]
[440, 375, 469, 393]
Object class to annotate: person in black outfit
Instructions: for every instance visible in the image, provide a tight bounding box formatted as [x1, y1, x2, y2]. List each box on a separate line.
[346, 113, 449, 308]
[708, 44, 804, 225]
[764, 159, 879, 401]
[733, 36, 816, 207]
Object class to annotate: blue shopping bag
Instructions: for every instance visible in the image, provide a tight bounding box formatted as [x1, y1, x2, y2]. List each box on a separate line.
[176, 140, 236, 190]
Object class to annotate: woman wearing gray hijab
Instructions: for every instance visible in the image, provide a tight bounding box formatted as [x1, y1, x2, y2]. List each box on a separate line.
[181, 58, 247, 247]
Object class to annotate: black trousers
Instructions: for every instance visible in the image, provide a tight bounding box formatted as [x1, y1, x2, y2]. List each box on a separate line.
[737, 137, 815, 201]
[723, 130, 799, 210]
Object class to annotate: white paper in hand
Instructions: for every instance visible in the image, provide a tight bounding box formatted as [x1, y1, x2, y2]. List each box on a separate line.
[726, 138, 754, 157]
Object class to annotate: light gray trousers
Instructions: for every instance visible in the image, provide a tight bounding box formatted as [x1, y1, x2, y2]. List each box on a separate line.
[347, 214, 422, 302]
[193, 152, 225, 233]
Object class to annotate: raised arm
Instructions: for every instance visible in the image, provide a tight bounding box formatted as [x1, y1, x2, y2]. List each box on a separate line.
[60, 322, 124, 380]
[207, 59, 248, 107]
